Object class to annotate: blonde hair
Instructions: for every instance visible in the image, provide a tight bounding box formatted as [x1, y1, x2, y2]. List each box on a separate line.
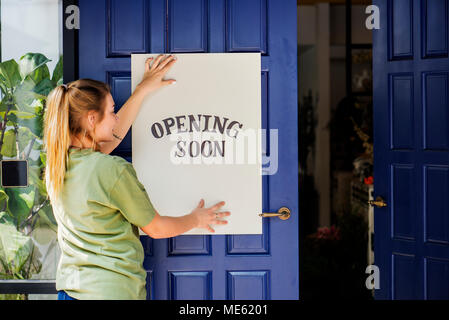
[43, 79, 111, 205]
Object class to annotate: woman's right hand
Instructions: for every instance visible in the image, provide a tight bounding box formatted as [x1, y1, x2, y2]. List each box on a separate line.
[191, 199, 231, 233]
[135, 54, 177, 96]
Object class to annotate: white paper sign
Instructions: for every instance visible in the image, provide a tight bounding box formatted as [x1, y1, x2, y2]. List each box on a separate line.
[131, 53, 262, 235]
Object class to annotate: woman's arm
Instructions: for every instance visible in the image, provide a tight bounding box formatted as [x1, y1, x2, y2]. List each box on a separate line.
[99, 88, 147, 154]
[140, 199, 231, 238]
[141, 212, 198, 239]
[100, 54, 178, 155]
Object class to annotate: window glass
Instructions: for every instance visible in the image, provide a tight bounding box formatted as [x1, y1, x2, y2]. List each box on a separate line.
[0, 0, 64, 300]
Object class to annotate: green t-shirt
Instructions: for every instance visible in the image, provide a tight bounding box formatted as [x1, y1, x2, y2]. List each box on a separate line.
[54, 147, 156, 300]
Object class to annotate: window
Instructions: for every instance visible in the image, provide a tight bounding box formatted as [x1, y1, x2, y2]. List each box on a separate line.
[0, 0, 64, 300]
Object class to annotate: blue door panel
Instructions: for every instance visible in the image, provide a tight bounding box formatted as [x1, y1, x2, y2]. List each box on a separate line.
[169, 0, 208, 52]
[79, 0, 298, 300]
[389, 73, 414, 149]
[226, 0, 267, 53]
[423, 72, 449, 150]
[391, 164, 416, 240]
[425, 166, 449, 243]
[168, 235, 211, 255]
[392, 253, 419, 299]
[426, 258, 449, 299]
[422, 0, 448, 58]
[389, 0, 413, 60]
[374, 0, 449, 299]
[169, 271, 212, 300]
[107, 0, 150, 56]
[226, 271, 270, 300]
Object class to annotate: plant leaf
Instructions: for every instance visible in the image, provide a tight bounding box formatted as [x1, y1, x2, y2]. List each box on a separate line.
[28, 165, 46, 197]
[6, 112, 18, 124]
[0, 101, 18, 115]
[9, 110, 36, 119]
[4, 186, 35, 228]
[0, 100, 8, 112]
[51, 55, 63, 86]
[17, 126, 37, 152]
[0, 189, 9, 213]
[0, 211, 32, 273]
[1, 129, 17, 157]
[0, 60, 22, 89]
[14, 100, 43, 138]
[0, 82, 9, 96]
[18, 53, 51, 83]
[34, 78, 54, 97]
[13, 77, 39, 113]
[40, 152, 46, 167]
[32, 140, 43, 152]
[36, 205, 57, 233]
[18, 116, 43, 140]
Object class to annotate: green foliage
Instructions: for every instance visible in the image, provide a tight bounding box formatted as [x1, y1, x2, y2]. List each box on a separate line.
[0, 53, 62, 298]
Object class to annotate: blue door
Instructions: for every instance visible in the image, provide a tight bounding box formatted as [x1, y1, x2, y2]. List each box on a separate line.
[373, 0, 449, 299]
[78, 0, 298, 300]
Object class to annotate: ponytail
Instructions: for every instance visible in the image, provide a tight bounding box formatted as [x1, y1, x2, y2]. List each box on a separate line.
[43, 85, 71, 205]
[43, 79, 110, 205]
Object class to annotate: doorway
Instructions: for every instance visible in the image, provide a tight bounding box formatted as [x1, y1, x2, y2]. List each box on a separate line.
[298, 0, 374, 299]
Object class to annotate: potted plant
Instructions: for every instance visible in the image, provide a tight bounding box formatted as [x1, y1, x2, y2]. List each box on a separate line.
[0, 53, 62, 300]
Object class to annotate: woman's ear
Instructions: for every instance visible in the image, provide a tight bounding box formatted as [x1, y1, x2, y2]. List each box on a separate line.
[87, 111, 96, 129]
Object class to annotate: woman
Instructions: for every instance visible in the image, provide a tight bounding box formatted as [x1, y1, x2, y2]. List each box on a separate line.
[43, 54, 231, 300]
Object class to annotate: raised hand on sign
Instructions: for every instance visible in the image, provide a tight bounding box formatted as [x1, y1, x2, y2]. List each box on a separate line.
[191, 199, 231, 233]
[136, 54, 177, 95]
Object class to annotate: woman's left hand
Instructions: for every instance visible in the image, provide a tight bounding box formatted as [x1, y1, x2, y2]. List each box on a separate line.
[136, 54, 177, 96]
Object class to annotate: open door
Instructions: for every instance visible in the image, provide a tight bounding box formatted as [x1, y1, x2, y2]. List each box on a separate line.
[373, 0, 449, 299]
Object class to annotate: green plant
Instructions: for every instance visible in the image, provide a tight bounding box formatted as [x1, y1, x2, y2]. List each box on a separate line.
[0, 53, 62, 299]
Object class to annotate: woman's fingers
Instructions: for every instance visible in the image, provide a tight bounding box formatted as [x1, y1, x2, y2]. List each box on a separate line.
[215, 211, 231, 219]
[209, 201, 226, 212]
[212, 211, 230, 225]
[194, 200, 230, 232]
[148, 54, 177, 87]
[145, 58, 153, 71]
[160, 57, 177, 87]
[162, 79, 177, 86]
[212, 219, 228, 225]
[157, 55, 177, 71]
[150, 54, 165, 70]
[210, 211, 230, 227]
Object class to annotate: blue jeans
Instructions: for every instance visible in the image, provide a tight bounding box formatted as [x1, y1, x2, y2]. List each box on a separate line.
[57, 290, 77, 300]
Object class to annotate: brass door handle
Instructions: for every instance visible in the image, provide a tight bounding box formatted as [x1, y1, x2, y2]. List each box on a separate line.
[368, 196, 387, 208]
[259, 207, 291, 220]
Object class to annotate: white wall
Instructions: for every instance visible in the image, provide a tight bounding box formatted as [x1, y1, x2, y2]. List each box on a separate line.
[1, 0, 62, 73]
